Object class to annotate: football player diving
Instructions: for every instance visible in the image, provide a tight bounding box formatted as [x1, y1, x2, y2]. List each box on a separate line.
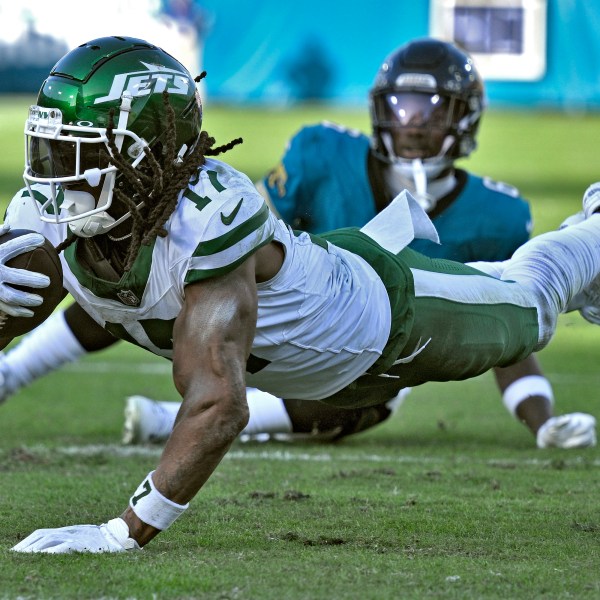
[1, 38, 594, 450]
[2, 36, 600, 552]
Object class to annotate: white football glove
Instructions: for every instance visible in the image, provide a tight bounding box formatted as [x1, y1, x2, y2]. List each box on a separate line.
[0, 223, 50, 318]
[11, 518, 140, 554]
[536, 412, 597, 449]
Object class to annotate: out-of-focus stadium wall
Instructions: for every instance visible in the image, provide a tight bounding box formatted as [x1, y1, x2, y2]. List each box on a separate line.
[1, 0, 599, 110]
[200, 0, 600, 110]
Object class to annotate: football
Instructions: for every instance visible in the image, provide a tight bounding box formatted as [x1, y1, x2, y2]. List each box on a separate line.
[0, 229, 65, 342]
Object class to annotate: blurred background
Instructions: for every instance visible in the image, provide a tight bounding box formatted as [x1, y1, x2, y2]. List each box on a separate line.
[1, 0, 599, 108]
[1, 0, 600, 230]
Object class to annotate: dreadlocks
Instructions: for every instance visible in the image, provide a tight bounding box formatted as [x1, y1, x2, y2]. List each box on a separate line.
[56, 90, 243, 272]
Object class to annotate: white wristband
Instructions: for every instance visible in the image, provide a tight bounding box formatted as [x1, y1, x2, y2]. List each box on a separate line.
[502, 375, 554, 417]
[129, 470, 189, 530]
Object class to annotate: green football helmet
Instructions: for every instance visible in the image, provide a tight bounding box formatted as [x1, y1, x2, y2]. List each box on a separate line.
[23, 36, 202, 236]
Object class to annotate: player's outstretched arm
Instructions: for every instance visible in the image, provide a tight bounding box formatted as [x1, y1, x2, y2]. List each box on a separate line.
[122, 257, 258, 546]
[493, 354, 552, 433]
[12, 257, 259, 552]
[493, 355, 596, 448]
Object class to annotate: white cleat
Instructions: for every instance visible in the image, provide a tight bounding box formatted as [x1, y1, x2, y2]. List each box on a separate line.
[582, 182, 600, 218]
[536, 412, 597, 449]
[122, 395, 173, 445]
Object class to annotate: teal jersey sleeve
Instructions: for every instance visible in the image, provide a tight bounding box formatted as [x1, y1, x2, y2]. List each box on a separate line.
[260, 123, 377, 233]
[410, 171, 532, 262]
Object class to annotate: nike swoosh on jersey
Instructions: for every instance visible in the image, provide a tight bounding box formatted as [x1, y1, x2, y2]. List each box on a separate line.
[220, 198, 244, 225]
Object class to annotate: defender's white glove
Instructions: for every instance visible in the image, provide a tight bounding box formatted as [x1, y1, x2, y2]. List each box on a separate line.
[11, 518, 140, 554]
[0, 223, 50, 318]
[536, 412, 597, 449]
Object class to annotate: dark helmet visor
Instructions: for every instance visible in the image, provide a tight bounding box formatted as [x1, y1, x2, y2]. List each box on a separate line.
[28, 136, 107, 179]
[373, 92, 465, 130]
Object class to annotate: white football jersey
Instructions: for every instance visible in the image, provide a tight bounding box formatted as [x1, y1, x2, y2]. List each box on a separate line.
[6, 159, 391, 400]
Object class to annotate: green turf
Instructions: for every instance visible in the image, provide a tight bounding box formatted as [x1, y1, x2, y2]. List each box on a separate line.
[0, 97, 599, 599]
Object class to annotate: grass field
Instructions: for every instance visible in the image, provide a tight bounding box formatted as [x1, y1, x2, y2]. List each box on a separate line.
[0, 96, 600, 599]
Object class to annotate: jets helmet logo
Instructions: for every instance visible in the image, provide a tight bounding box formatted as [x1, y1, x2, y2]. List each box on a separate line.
[94, 61, 192, 104]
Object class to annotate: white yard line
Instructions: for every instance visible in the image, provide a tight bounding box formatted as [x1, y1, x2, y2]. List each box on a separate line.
[18, 443, 600, 467]
[64, 362, 172, 375]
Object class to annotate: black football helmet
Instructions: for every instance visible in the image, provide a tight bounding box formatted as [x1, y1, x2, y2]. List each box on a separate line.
[369, 38, 485, 166]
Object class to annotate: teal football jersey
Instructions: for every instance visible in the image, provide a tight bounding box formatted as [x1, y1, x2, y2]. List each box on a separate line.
[261, 122, 532, 262]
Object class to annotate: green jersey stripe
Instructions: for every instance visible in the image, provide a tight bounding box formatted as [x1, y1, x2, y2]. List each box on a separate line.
[191, 202, 269, 257]
[185, 233, 274, 283]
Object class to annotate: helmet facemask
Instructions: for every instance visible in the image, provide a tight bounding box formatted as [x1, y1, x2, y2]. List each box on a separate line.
[371, 90, 480, 209]
[23, 95, 150, 237]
